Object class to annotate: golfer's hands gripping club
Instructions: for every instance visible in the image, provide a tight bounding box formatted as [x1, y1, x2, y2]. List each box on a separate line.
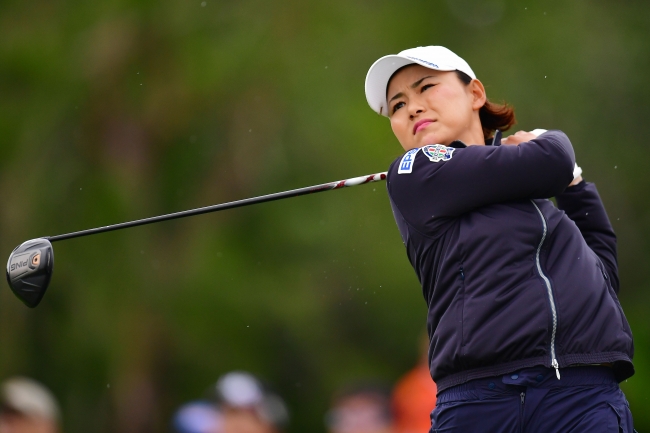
[502, 129, 583, 187]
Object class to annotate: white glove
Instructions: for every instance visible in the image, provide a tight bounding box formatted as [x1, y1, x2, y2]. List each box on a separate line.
[573, 163, 583, 181]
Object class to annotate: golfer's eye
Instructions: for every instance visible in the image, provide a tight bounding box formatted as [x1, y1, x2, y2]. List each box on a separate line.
[421, 83, 435, 92]
[392, 101, 405, 114]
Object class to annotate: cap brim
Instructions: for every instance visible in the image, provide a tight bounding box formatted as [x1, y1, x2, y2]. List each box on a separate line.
[364, 55, 457, 117]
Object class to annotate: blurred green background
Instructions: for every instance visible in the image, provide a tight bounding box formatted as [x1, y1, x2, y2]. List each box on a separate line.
[1, 0, 648, 431]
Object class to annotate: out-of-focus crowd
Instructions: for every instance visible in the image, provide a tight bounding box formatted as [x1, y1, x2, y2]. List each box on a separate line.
[0, 377, 60, 433]
[0, 339, 436, 433]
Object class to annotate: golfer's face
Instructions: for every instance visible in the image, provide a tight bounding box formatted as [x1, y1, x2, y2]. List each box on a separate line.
[387, 65, 477, 151]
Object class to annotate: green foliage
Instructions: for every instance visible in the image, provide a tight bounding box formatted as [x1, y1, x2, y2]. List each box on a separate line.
[1, 0, 649, 431]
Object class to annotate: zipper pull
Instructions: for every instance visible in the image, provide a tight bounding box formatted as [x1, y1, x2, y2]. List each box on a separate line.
[460, 267, 465, 281]
[552, 358, 561, 380]
[520, 392, 525, 405]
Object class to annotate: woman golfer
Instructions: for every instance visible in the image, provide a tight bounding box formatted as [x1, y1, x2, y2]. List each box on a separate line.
[365, 46, 635, 432]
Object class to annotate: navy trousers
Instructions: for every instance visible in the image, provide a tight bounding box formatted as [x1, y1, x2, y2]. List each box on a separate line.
[430, 366, 635, 433]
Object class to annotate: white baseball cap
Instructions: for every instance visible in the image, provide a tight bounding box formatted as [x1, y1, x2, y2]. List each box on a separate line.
[365, 46, 476, 117]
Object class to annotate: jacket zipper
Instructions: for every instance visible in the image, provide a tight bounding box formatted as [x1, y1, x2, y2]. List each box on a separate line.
[519, 392, 525, 433]
[530, 200, 561, 380]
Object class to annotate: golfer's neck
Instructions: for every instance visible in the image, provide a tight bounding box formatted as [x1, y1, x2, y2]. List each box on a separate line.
[456, 124, 486, 146]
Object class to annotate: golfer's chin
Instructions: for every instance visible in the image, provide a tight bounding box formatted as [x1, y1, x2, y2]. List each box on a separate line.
[398, 131, 451, 151]
[417, 130, 450, 147]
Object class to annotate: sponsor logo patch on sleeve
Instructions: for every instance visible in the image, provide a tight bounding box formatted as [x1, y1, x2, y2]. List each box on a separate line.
[398, 148, 420, 174]
[422, 144, 454, 162]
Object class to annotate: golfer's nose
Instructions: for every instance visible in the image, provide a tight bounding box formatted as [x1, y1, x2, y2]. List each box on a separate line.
[408, 100, 425, 119]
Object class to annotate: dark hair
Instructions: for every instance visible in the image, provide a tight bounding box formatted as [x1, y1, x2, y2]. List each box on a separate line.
[455, 70, 516, 141]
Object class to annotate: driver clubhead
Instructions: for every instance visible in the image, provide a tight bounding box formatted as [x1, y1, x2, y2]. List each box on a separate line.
[6, 238, 54, 308]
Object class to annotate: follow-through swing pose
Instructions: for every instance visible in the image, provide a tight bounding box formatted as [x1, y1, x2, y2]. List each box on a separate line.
[365, 46, 635, 432]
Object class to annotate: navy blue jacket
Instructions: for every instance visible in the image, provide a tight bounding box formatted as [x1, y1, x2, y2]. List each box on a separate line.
[386, 130, 634, 392]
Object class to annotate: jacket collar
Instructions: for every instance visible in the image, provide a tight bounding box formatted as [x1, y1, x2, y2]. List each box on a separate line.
[449, 140, 467, 149]
[445, 130, 502, 149]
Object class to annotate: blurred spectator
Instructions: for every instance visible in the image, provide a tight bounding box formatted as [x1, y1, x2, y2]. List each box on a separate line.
[172, 400, 222, 433]
[325, 383, 393, 433]
[0, 377, 60, 433]
[391, 335, 436, 433]
[212, 371, 288, 433]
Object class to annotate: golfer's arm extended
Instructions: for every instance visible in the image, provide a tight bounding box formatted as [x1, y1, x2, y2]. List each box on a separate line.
[390, 130, 575, 224]
[556, 181, 619, 292]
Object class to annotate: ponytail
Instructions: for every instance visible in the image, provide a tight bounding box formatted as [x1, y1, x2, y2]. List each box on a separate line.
[455, 71, 516, 142]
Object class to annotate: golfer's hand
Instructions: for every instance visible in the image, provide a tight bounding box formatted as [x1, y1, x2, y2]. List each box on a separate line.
[570, 164, 583, 186]
[501, 130, 538, 145]
[502, 129, 584, 186]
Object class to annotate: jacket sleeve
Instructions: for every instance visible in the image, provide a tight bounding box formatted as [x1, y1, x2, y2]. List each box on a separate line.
[387, 130, 575, 233]
[555, 181, 619, 292]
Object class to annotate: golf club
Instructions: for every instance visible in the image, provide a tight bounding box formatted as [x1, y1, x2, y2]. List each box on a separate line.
[6, 172, 387, 308]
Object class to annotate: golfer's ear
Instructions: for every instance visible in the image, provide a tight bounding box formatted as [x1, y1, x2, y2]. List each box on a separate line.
[470, 79, 487, 110]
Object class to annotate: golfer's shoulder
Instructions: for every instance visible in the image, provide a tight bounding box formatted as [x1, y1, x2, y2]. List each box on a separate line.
[386, 148, 425, 189]
[387, 142, 466, 180]
[386, 145, 455, 198]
